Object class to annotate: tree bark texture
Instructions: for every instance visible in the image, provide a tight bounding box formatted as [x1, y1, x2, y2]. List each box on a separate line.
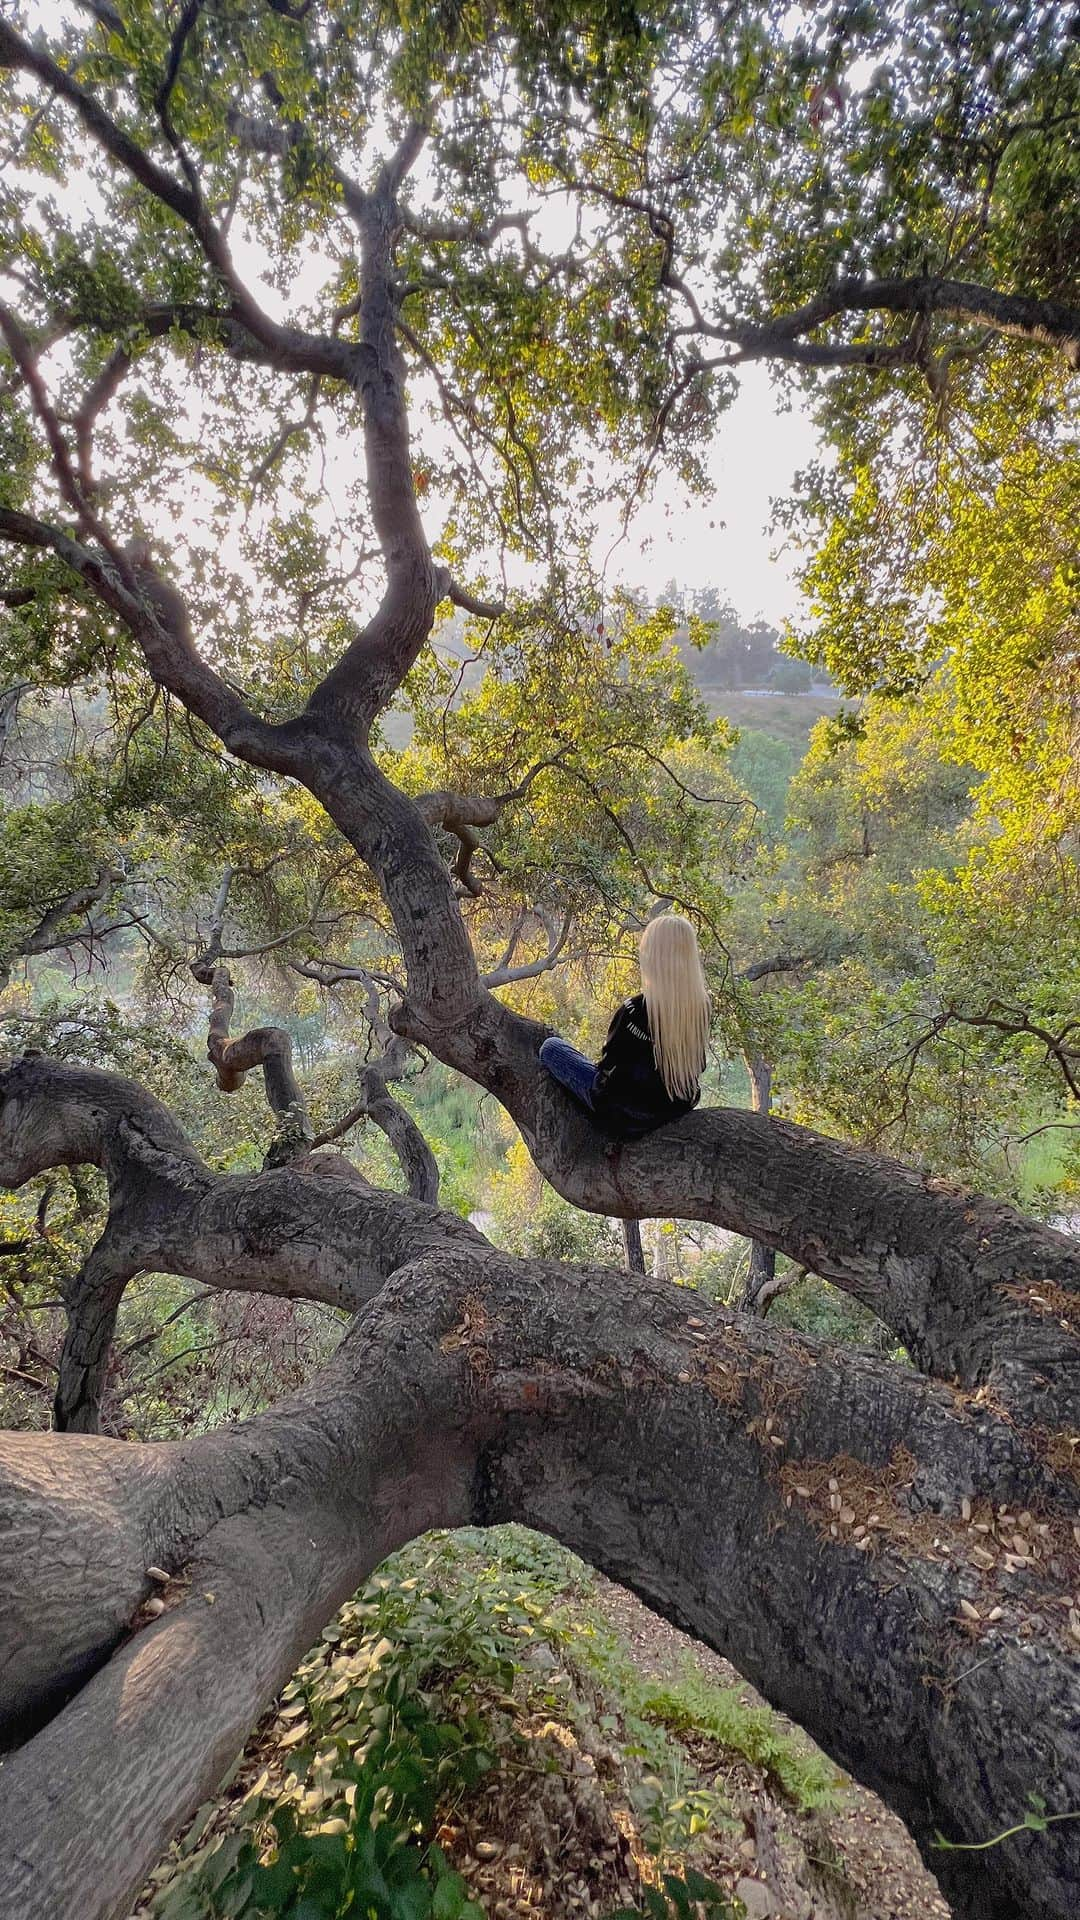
[0, 1244, 1077, 1920]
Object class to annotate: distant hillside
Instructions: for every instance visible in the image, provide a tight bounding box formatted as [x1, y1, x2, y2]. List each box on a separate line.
[700, 690, 845, 828]
[702, 687, 842, 746]
[379, 636, 842, 761]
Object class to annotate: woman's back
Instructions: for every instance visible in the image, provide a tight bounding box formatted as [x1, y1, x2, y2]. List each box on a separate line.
[537, 914, 710, 1139]
[591, 992, 700, 1137]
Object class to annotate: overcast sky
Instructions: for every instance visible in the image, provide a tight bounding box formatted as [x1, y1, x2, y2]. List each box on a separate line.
[601, 365, 819, 626]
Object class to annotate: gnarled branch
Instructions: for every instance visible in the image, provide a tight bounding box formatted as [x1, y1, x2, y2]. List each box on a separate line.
[0, 1245, 1077, 1920]
[192, 959, 312, 1165]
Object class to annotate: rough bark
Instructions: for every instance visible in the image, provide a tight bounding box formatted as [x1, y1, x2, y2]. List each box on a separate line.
[2, 36, 1079, 1920]
[622, 1215, 646, 1272]
[3, 7, 1076, 1428]
[1, 1250, 1077, 1920]
[3, 1048, 1079, 1431]
[398, 995, 1080, 1427]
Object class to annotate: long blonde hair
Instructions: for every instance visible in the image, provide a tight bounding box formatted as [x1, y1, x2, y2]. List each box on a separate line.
[638, 914, 711, 1100]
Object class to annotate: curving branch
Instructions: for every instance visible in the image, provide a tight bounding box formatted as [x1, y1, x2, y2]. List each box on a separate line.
[415, 756, 571, 894]
[414, 787, 509, 895]
[0, 302, 117, 552]
[669, 270, 1080, 371]
[295, 961, 439, 1203]
[0, 19, 284, 355]
[0, 1053, 485, 1433]
[480, 908, 573, 988]
[0, 1236, 1077, 1920]
[0, 507, 295, 770]
[819, 275, 1080, 370]
[192, 959, 312, 1165]
[70, 347, 133, 499]
[2, 7, 1077, 1435]
[939, 1002, 1080, 1102]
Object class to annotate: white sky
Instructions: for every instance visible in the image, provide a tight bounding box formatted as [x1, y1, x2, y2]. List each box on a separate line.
[601, 367, 817, 625]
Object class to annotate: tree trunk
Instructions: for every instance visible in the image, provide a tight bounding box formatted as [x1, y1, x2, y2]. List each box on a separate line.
[0, 73, 1077, 1920]
[0, 1248, 1077, 1920]
[737, 1051, 784, 1312]
[623, 1215, 646, 1272]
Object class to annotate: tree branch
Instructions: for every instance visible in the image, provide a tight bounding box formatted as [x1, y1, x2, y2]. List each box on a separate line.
[678, 274, 1080, 371]
[0, 862, 124, 990]
[1, 1250, 1077, 1920]
[0, 20, 286, 355]
[480, 909, 572, 988]
[296, 962, 439, 1202]
[192, 960, 313, 1165]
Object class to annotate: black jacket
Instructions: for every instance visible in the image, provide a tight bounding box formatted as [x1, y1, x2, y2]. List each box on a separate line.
[591, 994, 700, 1138]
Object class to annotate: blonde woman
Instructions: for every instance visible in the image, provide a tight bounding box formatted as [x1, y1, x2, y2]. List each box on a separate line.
[539, 914, 710, 1138]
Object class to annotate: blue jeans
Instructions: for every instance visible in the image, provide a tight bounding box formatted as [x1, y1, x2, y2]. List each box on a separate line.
[539, 1036, 598, 1109]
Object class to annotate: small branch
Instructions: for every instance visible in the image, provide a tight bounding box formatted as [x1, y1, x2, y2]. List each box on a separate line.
[481, 910, 572, 988]
[0, 304, 120, 555]
[0, 1363, 51, 1394]
[70, 347, 133, 500]
[415, 756, 570, 894]
[192, 961, 312, 1164]
[0, 864, 125, 988]
[435, 570, 506, 621]
[936, 1003, 1080, 1102]
[739, 954, 808, 984]
[295, 960, 438, 1202]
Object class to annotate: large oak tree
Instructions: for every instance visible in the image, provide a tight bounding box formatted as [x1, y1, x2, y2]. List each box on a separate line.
[1, 5, 1078, 1919]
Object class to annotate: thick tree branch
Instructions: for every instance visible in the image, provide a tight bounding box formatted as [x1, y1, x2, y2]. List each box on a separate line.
[0, 1054, 486, 1433]
[0, 1252, 1077, 1920]
[393, 992, 1080, 1425]
[0, 507, 317, 773]
[827, 275, 1080, 369]
[5, 1047, 1079, 1432]
[439, 572, 506, 621]
[739, 953, 808, 984]
[674, 274, 1080, 370]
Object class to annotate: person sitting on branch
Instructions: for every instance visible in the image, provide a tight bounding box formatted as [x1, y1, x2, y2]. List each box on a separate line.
[539, 914, 710, 1138]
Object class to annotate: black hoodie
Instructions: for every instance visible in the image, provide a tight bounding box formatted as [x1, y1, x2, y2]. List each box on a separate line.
[590, 993, 701, 1138]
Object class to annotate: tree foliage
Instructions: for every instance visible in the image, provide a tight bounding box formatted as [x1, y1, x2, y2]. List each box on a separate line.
[0, 6, 1078, 1919]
